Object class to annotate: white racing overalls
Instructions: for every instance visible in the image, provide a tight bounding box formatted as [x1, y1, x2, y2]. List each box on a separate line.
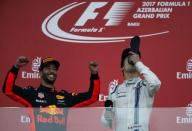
[101, 61, 161, 131]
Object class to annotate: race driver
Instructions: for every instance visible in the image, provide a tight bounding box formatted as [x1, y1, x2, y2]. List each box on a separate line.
[2, 56, 100, 131]
[101, 47, 161, 131]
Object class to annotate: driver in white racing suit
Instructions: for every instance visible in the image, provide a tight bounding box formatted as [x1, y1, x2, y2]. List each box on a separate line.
[101, 48, 161, 131]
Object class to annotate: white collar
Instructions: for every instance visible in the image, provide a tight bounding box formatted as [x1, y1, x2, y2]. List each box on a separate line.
[124, 77, 141, 87]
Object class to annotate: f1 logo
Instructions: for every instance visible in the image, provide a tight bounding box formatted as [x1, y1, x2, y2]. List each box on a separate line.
[75, 2, 133, 26]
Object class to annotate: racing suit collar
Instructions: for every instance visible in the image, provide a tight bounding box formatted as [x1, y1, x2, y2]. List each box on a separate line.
[38, 84, 56, 93]
[124, 77, 141, 87]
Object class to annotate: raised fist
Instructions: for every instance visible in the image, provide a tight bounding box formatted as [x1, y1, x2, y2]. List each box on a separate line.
[89, 61, 98, 75]
[15, 56, 29, 69]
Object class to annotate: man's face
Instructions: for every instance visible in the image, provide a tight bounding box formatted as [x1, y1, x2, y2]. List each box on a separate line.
[40, 63, 58, 85]
[122, 57, 137, 73]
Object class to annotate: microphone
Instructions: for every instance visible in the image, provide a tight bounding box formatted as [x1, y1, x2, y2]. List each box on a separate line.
[105, 100, 113, 111]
